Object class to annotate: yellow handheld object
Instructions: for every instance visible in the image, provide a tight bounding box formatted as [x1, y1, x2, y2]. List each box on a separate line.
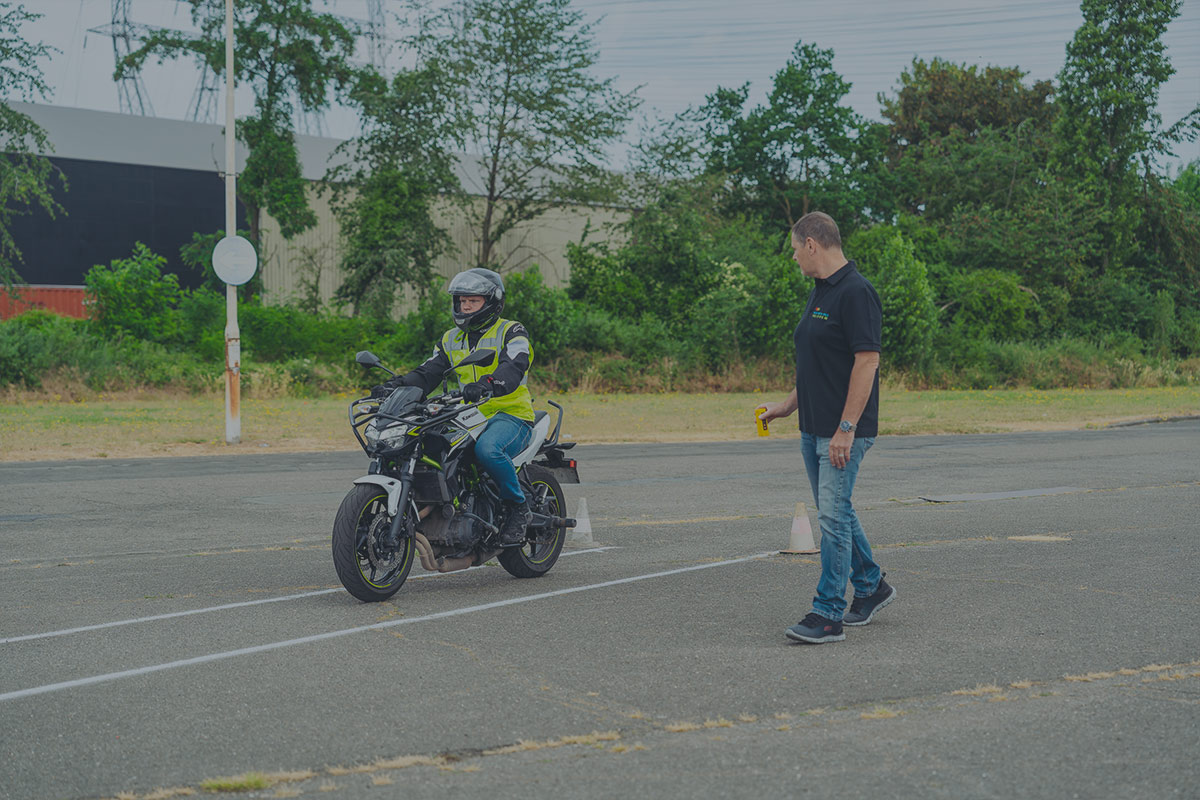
[755, 406, 769, 437]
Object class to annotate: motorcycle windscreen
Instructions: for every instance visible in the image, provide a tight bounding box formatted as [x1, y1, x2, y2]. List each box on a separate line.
[378, 385, 424, 416]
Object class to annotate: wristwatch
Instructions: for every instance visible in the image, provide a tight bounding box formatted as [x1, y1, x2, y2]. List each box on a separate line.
[839, 420, 857, 433]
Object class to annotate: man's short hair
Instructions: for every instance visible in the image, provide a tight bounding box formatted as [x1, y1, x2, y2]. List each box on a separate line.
[791, 212, 842, 249]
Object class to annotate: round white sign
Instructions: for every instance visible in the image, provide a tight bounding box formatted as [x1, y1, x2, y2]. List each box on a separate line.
[211, 235, 258, 286]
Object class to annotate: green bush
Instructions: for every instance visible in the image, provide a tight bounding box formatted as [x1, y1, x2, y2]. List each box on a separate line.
[503, 267, 579, 360]
[0, 309, 214, 391]
[84, 243, 181, 342]
[1064, 272, 1153, 340]
[945, 268, 1034, 342]
[0, 310, 69, 386]
[846, 226, 938, 369]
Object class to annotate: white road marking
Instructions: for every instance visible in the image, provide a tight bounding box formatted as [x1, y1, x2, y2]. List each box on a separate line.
[0, 546, 615, 645]
[0, 551, 771, 702]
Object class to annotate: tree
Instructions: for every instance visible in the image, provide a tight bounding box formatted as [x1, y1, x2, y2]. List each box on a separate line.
[327, 65, 461, 316]
[697, 41, 868, 231]
[0, 2, 65, 286]
[426, 0, 639, 268]
[116, 0, 358, 243]
[879, 57, 1054, 151]
[1051, 0, 1200, 271]
[878, 57, 1055, 216]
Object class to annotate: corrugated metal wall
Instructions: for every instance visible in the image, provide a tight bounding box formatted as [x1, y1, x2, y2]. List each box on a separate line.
[0, 286, 87, 320]
[257, 186, 628, 315]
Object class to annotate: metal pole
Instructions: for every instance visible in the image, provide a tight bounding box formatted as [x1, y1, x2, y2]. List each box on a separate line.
[223, 0, 240, 444]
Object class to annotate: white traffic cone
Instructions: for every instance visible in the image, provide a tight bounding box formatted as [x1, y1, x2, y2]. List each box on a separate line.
[566, 497, 594, 547]
[781, 502, 819, 554]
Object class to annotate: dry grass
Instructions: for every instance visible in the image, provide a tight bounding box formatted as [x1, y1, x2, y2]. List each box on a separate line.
[2, 386, 1197, 461]
[860, 708, 901, 720]
[951, 684, 1003, 696]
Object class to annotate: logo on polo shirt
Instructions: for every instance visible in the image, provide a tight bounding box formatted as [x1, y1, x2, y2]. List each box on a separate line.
[811, 306, 829, 321]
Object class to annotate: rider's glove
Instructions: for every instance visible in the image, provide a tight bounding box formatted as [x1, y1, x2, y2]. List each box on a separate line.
[462, 377, 493, 403]
[369, 383, 392, 399]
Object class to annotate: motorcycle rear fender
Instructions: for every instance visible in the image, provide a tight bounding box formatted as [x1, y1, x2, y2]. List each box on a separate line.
[353, 475, 403, 517]
[512, 414, 552, 470]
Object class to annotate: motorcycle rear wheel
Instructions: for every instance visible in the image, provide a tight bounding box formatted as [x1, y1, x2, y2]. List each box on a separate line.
[332, 485, 416, 602]
[499, 465, 566, 578]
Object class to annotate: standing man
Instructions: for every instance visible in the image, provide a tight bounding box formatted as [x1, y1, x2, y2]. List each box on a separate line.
[758, 212, 896, 644]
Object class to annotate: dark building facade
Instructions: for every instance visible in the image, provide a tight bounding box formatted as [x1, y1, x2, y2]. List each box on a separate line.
[12, 155, 245, 289]
[7, 102, 254, 291]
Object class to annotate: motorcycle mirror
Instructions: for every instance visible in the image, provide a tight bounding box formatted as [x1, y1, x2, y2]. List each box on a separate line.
[456, 349, 497, 369]
[355, 350, 395, 376]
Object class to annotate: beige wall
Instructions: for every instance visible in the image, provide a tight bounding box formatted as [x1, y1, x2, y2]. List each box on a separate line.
[257, 186, 628, 314]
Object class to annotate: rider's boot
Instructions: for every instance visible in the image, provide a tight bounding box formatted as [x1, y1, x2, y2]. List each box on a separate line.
[498, 499, 531, 547]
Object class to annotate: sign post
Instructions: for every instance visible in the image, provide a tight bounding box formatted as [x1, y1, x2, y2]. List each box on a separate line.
[211, 0, 257, 444]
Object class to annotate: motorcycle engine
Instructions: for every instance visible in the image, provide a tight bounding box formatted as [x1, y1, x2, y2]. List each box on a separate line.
[419, 492, 493, 555]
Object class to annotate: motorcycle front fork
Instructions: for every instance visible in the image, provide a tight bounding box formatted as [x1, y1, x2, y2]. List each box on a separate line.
[383, 456, 418, 548]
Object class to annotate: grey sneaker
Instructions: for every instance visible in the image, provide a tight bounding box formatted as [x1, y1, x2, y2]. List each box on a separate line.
[843, 577, 896, 626]
[785, 613, 845, 644]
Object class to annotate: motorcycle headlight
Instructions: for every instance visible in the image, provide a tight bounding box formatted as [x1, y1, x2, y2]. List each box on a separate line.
[375, 422, 410, 448]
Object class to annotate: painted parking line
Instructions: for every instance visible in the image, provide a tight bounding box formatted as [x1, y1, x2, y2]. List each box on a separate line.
[0, 551, 772, 703]
[0, 546, 615, 646]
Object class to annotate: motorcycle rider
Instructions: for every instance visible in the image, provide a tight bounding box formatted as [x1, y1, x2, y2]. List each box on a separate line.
[372, 268, 535, 547]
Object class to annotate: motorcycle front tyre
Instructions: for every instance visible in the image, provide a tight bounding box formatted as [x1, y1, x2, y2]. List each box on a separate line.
[499, 464, 567, 579]
[332, 484, 416, 602]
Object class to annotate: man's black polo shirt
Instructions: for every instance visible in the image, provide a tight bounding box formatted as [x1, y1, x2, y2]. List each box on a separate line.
[794, 261, 882, 438]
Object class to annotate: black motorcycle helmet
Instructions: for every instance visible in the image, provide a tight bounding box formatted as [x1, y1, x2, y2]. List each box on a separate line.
[448, 268, 505, 332]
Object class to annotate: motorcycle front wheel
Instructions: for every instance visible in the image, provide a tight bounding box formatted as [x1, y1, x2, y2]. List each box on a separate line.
[332, 485, 416, 602]
[499, 464, 566, 579]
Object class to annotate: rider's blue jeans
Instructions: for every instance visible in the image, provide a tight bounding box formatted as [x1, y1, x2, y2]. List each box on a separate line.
[474, 412, 533, 504]
[800, 432, 881, 621]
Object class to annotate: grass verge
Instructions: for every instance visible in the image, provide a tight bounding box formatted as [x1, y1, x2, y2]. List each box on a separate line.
[1, 386, 1197, 462]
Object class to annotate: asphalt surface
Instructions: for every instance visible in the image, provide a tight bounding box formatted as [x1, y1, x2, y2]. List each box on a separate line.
[1, 421, 1198, 800]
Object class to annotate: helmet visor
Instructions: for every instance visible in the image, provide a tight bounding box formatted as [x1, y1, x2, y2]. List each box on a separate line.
[448, 270, 499, 297]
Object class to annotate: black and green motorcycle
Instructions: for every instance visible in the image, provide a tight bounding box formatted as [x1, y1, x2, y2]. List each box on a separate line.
[331, 350, 580, 602]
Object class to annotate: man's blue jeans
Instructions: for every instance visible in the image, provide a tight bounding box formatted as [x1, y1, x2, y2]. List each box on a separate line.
[800, 432, 881, 621]
[475, 412, 533, 504]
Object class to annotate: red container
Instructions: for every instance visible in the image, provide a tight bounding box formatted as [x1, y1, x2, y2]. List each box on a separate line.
[0, 285, 88, 320]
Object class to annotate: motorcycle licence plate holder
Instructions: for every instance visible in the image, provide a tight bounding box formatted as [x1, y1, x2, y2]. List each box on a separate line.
[550, 466, 579, 484]
[540, 463, 580, 485]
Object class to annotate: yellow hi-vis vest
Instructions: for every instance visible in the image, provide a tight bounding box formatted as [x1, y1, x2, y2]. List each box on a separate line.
[440, 318, 535, 422]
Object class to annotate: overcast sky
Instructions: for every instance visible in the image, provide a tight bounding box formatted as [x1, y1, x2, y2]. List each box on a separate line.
[21, 0, 1200, 169]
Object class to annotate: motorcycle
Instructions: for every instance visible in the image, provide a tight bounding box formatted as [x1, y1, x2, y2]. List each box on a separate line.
[331, 349, 580, 602]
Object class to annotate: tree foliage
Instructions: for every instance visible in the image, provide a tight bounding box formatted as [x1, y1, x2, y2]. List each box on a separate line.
[1052, 0, 1200, 272]
[880, 57, 1055, 151]
[85, 243, 182, 341]
[845, 226, 937, 369]
[0, 1, 65, 285]
[327, 63, 462, 316]
[33, 0, 1200, 394]
[423, 0, 639, 268]
[697, 41, 868, 230]
[115, 0, 358, 242]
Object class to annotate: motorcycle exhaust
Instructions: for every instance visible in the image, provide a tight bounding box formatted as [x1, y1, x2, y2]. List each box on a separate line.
[412, 531, 479, 574]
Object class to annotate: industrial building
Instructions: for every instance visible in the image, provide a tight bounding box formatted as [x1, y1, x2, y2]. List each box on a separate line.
[4, 101, 625, 317]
